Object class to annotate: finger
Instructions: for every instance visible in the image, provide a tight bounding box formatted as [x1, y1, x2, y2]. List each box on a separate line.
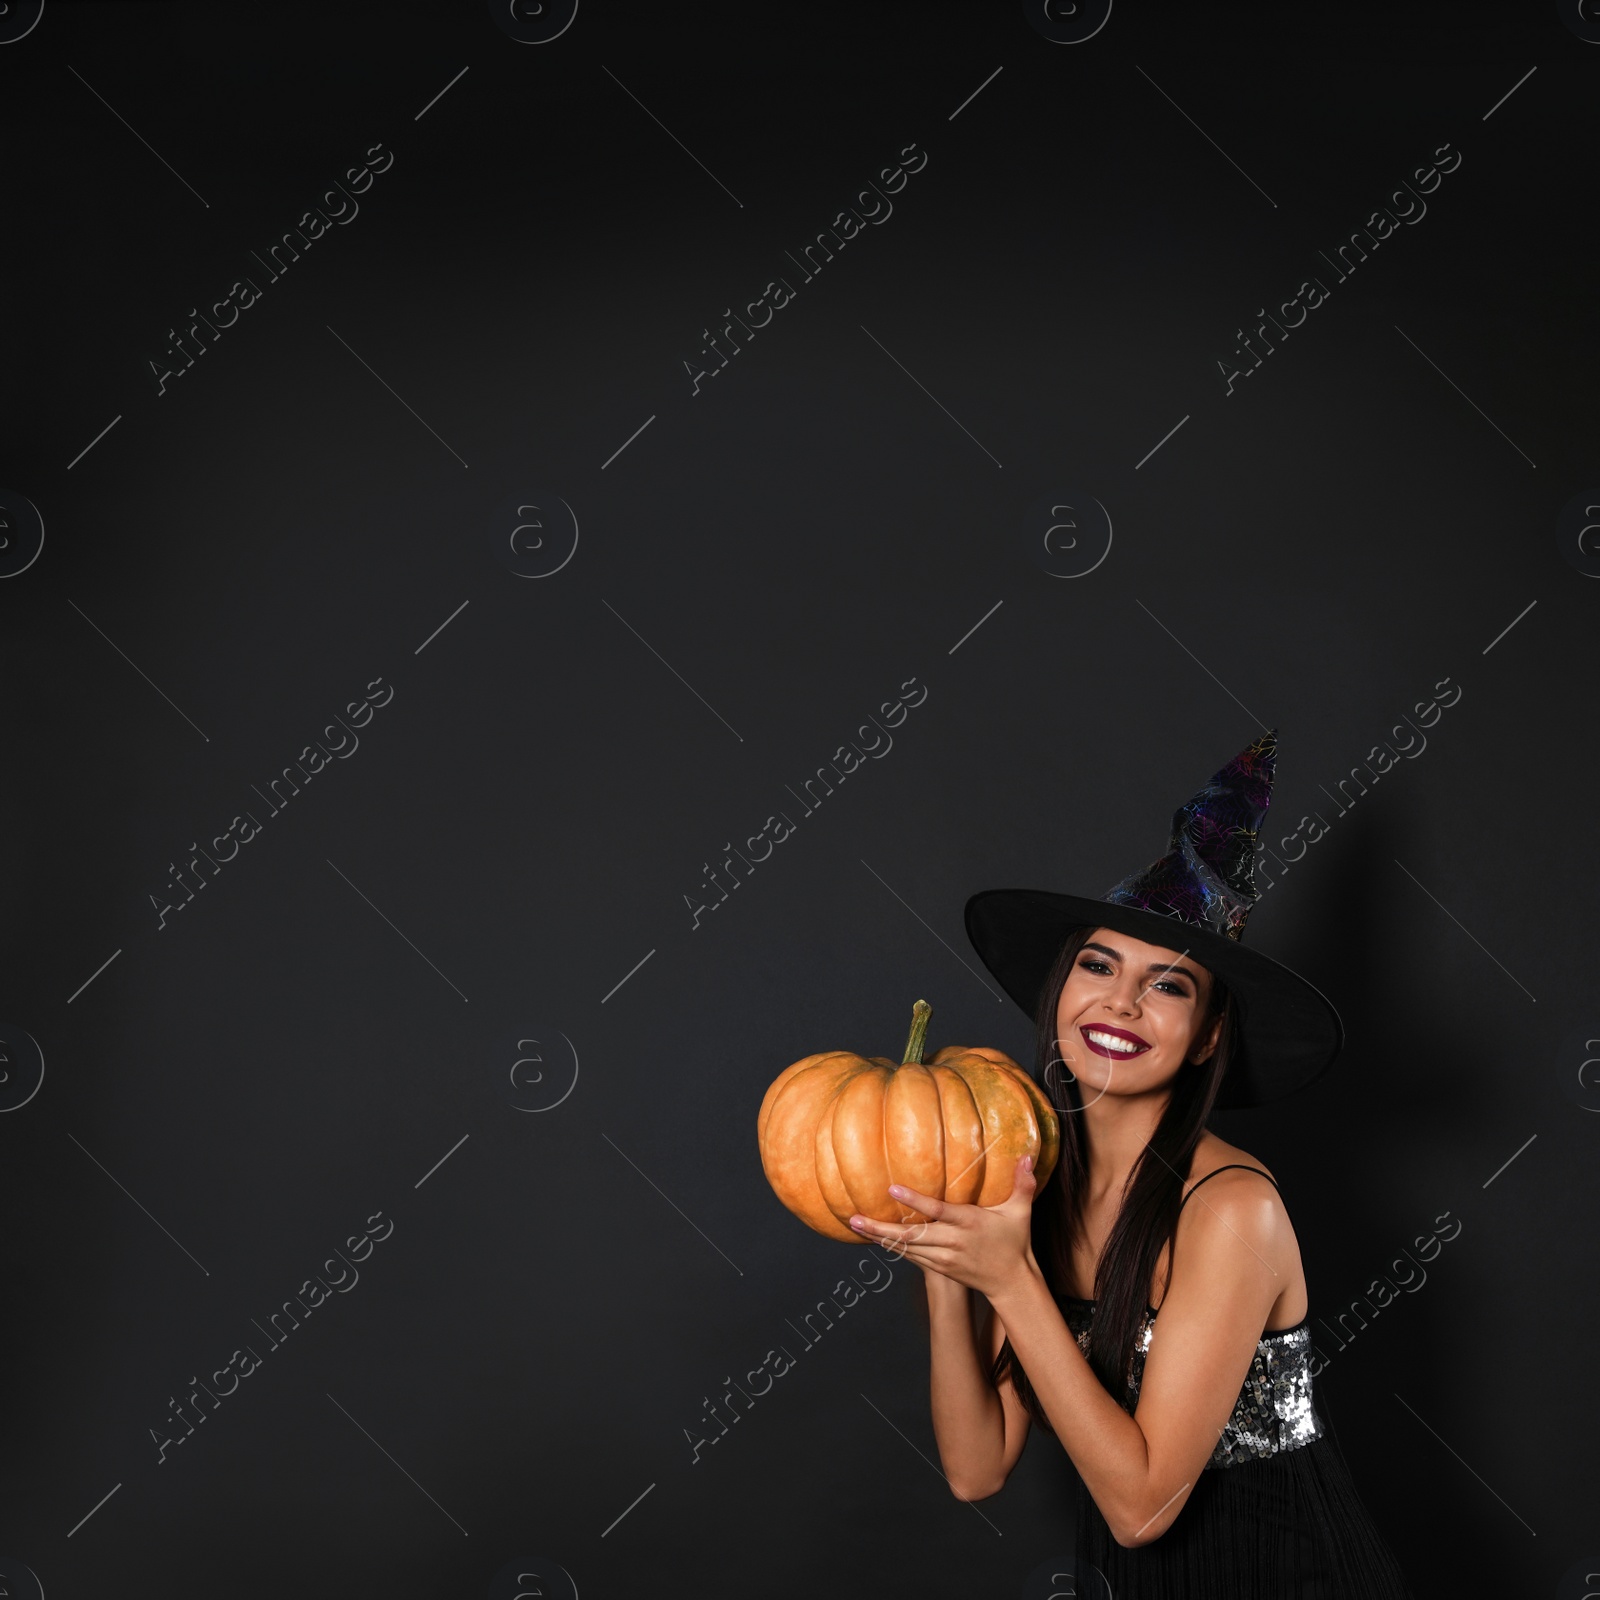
[850, 1214, 945, 1247]
[886, 1183, 947, 1220]
[888, 1238, 954, 1268]
[851, 1222, 915, 1248]
[848, 1215, 920, 1245]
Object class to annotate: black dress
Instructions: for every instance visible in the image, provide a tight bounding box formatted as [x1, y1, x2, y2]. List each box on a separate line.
[1064, 1166, 1416, 1598]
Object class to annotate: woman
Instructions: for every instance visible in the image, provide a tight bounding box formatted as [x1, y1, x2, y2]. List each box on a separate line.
[847, 733, 1415, 1596]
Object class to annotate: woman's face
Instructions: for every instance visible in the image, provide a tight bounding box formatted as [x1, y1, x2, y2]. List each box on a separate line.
[1052, 925, 1222, 1104]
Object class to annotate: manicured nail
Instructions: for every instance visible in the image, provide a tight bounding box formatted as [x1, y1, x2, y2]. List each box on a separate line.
[888, 1185, 906, 1198]
[849, 1217, 864, 1229]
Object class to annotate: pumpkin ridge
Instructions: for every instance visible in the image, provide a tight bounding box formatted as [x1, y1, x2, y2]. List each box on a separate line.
[881, 1060, 943, 1219]
[929, 1061, 986, 1205]
[763, 1054, 864, 1240]
[831, 1064, 898, 1223]
[811, 1079, 863, 1240]
[758, 1049, 856, 1145]
[952, 1055, 1038, 1206]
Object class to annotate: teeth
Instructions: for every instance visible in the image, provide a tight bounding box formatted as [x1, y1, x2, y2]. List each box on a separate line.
[1087, 1030, 1142, 1053]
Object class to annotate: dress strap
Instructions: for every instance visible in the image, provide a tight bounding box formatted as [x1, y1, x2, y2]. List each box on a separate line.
[1178, 1162, 1278, 1213]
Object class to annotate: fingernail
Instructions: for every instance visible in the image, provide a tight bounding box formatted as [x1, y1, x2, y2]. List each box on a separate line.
[849, 1217, 864, 1229]
[888, 1185, 906, 1198]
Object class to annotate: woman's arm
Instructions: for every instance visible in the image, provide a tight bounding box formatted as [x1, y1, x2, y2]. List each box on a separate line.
[856, 1160, 1292, 1548]
[984, 1169, 1288, 1546]
[923, 1271, 1031, 1500]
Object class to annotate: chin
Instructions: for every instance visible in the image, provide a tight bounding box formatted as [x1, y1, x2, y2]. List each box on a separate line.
[1070, 1057, 1179, 1100]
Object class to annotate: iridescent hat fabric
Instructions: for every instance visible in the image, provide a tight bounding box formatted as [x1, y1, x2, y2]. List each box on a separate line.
[1103, 731, 1275, 940]
[964, 732, 1342, 1109]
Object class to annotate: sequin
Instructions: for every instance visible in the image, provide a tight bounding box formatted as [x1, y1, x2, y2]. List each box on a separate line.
[1064, 1300, 1325, 1470]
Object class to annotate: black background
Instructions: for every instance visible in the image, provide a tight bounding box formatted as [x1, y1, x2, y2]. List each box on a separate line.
[3, 1, 1597, 1595]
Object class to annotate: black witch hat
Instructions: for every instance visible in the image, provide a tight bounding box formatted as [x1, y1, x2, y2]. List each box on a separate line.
[964, 731, 1341, 1109]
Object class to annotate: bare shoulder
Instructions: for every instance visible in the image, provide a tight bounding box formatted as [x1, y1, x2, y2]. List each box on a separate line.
[1164, 1137, 1305, 1320]
[1180, 1135, 1292, 1235]
[1188, 1132, 1278, 1189]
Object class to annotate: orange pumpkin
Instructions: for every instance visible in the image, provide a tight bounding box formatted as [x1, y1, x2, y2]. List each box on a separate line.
[757, 1000, 1059, 1243]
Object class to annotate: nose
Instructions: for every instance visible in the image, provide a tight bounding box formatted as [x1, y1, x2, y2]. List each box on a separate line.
[1103, 976, 1142, 1016]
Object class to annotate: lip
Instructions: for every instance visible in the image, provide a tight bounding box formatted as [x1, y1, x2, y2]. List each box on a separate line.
[1079, 1024, 1152, 1060]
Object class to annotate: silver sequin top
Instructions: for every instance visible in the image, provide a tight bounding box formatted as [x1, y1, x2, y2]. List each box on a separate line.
[1064, 1298, 1326, 1470]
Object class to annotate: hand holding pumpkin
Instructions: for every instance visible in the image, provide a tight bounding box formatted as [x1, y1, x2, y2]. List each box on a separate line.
[756, 998, 1058, 1244]
[848, 1155, 1040, 1300]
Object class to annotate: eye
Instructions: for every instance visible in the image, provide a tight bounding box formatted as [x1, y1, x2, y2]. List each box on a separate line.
[1153, 978, 1190, 997]
[1079, 958, 1112, 975]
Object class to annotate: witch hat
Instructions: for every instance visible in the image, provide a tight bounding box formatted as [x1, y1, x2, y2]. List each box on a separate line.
[964, 731, 1342, 1109]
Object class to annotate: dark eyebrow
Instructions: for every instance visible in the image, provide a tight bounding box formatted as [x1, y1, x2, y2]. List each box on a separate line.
[1080, 940, 1202, 988]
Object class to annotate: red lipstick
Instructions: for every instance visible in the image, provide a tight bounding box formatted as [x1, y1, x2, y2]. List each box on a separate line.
[1079, 1024, 1152, 1060]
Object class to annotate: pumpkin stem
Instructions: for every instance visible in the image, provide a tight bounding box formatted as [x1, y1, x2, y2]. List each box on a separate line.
[901, 999, 932, 1066]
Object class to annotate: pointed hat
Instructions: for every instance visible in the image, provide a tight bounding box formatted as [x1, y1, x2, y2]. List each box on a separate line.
[964, 731, 1342, 1108]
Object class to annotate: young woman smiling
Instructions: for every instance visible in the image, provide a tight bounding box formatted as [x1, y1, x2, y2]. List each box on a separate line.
[848, 735, 1416, 1596]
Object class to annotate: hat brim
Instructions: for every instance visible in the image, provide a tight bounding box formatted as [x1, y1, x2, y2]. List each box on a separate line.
[964, 889, 1343, 1110]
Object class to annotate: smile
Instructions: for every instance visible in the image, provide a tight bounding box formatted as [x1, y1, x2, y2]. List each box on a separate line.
[1080, 1025, 1152, 1059]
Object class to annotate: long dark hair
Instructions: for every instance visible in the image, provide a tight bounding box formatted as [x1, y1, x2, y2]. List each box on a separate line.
[989, 923, 1238, 1423]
